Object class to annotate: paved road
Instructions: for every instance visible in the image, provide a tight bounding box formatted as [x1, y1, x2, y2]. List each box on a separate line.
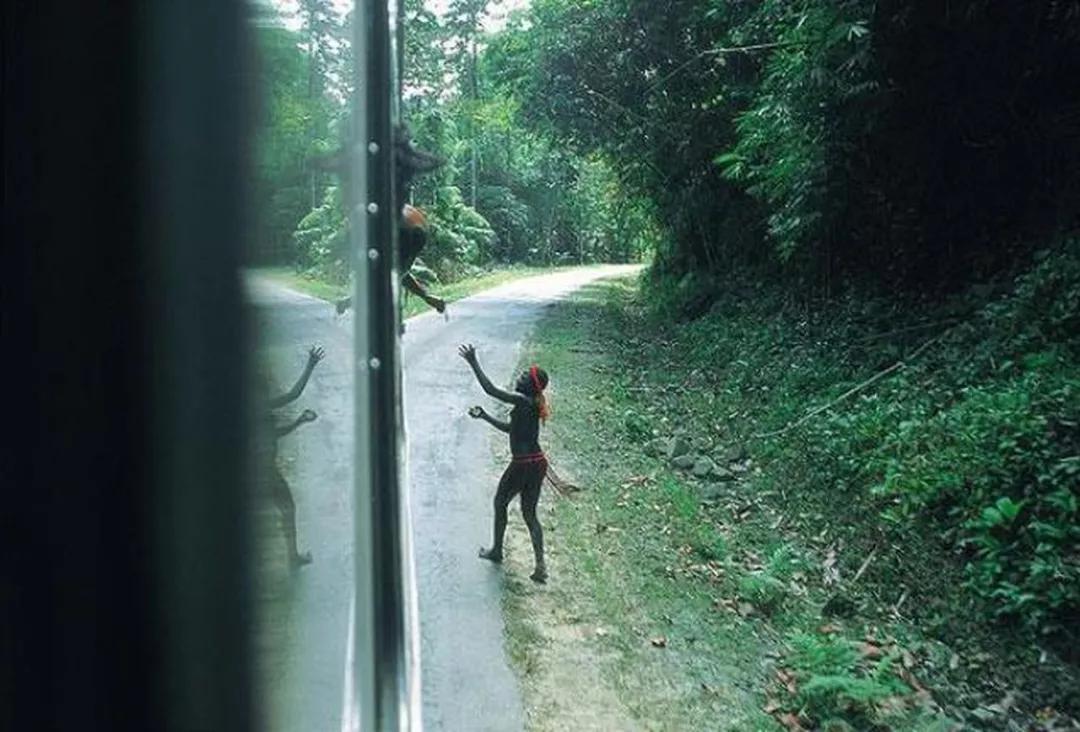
[247, 277, 356, 732]
[247, 265, 639, 731]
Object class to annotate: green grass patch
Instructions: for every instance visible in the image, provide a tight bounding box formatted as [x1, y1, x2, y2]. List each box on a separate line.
[508, 280, 781, 730]
[259, 266, 350, 302]
[502, 574, 547, 678]
[257, 264, 555, 318]
[401, 265, 551, 319]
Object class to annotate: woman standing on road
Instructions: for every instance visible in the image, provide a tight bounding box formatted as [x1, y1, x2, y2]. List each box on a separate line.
[459, 343, 551, 583]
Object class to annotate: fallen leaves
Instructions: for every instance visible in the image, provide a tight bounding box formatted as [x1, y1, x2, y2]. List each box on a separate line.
[763, 629, 960, 729]
[861, 641, 885, 659]
[762, 670, 808, 731]
[731, 504, 753, 522]
[686, 561, 725, 583]
[775, 668, 798, 695]
[776, 712, 807, 731]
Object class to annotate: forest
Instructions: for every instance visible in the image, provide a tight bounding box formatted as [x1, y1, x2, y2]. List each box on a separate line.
[251, 1, 1079, 728]
[250, 0, 654, 284]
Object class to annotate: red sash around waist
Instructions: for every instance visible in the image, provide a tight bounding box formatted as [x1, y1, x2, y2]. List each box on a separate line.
[511, 452, 547, 465]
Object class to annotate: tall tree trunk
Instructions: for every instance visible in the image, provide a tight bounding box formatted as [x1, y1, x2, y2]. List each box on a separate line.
[304, 0, 318, 211]
[469, 32, 479, 210]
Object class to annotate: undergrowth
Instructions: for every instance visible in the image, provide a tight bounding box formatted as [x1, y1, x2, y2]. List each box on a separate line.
[647, 241, 1080, 644]
[520, 240, 1079, 730]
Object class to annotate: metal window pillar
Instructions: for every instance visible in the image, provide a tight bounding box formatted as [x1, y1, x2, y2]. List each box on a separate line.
[348, 1, 419, 730]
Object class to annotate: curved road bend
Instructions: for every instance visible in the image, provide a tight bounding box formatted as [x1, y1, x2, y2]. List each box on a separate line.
[247, 265, 640, 731]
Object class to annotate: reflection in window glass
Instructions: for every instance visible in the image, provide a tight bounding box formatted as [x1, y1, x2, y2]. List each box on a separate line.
[245, 2, 360, 729]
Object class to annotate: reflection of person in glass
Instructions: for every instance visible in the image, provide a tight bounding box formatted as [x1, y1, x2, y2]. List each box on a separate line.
[334, 125, 447, 317]
[266, 345, 324, 567]
[334, 203, 446, 317]
[459, 343, 551, 583]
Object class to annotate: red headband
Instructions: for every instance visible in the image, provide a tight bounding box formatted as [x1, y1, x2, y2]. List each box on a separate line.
[529, 365, 544, 393]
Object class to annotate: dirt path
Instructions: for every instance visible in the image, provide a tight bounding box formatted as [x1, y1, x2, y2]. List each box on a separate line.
[499, 504, 643, 731]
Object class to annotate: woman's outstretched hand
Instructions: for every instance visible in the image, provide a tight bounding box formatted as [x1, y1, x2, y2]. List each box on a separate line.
[468, 405, 485, 419]
[458, 343, 477, 364]
[307, 345, 326, 366]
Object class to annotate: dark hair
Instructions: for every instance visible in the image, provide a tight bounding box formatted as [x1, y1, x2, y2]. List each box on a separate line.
[529, 366, 550, 421]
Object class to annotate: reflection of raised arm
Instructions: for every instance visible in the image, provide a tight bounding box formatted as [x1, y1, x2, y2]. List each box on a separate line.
[275, 409, 318, 438]
[403, 273, 446, 313]
[395, 129, 445, 176]
[269, 346, 325, 408]
[397, 144, 445, 175]
[468, 405, 510, 433]
[458, 344, 528, 407]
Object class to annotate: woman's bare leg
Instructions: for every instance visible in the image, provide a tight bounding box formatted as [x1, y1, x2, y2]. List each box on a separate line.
[521, 480, 546, 583]
[480, 467, 515, 562]
[273, 468, 312, 567]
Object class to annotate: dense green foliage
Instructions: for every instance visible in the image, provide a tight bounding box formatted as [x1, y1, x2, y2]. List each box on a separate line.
[250, 1, 349, 266]
[623, 242, 1080, 645]
[400, 0, 654, 278]
[479, 0, 1080, 649]
[527, 269, 1078, 727]
[250, 1, 650, 280]
[855, 247, 1080, 635]
[502, 0, 1080, 291]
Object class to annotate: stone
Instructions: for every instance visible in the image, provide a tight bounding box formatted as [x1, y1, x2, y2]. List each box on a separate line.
[699, 484, 726, 504]
[672, 454, 696, 470]
[736, 602, 756, 618]
[643, 438, 665, 458]
[717, 445, 748, 464]
[692, 456, 715, 477]
[665, 435, 690, 459]
[713, 465, 737, 481]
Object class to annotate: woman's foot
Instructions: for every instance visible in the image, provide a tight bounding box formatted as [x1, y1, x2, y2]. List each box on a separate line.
[530, 564, 548, 584]
[478, 547, 503, 563]
[290, 550, 313, 567]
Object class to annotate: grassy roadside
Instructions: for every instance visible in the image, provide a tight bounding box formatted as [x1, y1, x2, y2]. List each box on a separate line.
[257, 265, 552, 318]
[503, 269, 1078, 731]
[400, 265, 553, 318]
[504, 278, 779, 731]
[258, 267, 351, 302]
